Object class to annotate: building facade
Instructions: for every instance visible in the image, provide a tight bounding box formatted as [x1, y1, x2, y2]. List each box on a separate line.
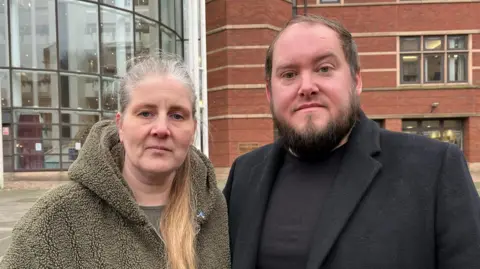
[205, 0, 480, 181]
[0, 0, 209, 187]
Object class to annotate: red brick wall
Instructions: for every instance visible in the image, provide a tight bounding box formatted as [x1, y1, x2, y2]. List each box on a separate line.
[207, 0, 480, 166]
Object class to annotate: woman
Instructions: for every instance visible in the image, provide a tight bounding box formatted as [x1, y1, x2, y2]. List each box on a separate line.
[0, 52, 230, 269]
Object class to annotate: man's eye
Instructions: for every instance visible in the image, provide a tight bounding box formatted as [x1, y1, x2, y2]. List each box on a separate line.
[318, 66, 332, 73]
[282, 72, 296, 79]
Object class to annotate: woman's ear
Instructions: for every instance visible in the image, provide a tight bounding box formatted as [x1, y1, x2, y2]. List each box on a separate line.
[116, 112, 123, 143]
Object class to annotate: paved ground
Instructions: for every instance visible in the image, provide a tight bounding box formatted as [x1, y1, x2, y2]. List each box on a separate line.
[0, 189, 48, 262]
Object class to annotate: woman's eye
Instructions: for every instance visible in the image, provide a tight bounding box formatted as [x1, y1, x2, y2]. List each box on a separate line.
[138, 111, 153, 118]
[170, 113, 185, 120]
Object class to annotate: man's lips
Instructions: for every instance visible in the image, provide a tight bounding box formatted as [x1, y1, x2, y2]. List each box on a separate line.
[295, 103, 325, 112]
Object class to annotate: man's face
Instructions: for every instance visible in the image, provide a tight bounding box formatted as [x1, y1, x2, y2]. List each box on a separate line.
[267, 22, 363, 157]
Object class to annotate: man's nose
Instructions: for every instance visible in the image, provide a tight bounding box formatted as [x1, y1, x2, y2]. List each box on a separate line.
[150, 116, 170, 137]
[298, 72, 319, 97]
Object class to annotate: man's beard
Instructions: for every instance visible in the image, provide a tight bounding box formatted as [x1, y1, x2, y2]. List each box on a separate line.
[272, 88, 360, 160]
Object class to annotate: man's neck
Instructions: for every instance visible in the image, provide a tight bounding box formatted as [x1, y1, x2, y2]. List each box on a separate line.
[122, 162, 175, 207]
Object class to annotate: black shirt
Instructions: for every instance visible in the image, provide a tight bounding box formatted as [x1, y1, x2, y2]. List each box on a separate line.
[256, 145, 346, 269]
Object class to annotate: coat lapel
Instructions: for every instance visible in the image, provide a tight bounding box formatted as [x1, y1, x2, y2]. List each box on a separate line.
[232, 141, 286, 269]
[306, 114, 382, 269]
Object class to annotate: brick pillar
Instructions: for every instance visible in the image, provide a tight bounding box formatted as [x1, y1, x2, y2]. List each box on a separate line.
[464, 116, 480, 182]
[384, 118, 402, 132]
[206, 0, 291, 181]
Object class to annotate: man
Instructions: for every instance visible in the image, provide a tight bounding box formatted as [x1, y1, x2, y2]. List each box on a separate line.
[223, 14, 480, 269]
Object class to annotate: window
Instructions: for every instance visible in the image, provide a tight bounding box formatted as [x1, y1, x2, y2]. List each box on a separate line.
[320, 0, 340, 3]
[372, 119, 384, 128]
[402, 119, 463, 149]
[400, 35, 468, 84]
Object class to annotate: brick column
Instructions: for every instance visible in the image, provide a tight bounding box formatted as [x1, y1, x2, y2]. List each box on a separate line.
[206, 0, 291, 181]
[384, 118, 402, 132]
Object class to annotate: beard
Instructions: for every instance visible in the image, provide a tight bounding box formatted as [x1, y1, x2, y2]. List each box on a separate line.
[272, 87, 361, 160]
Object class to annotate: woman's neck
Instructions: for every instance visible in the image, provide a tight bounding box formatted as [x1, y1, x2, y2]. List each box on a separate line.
[122, 162, 175, 207]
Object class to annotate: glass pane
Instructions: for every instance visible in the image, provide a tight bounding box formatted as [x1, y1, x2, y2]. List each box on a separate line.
[422, 130, 442, 140]
[400, 37, 420, 52]
[444, 119, 462, 129]
[44, 155, 61, 169]
[100, 0, 133, 10]
[448, 35, 467, 50]
[161, 0, 175, 29]
[58, 0, 99, 74]
[402, 120, 417, 130]
[401, 55, 420, 83]
[176, 38, 183, 58]
[442, 129, 463, 149]
[4, 156, 13, 172]
[421, 120, 440, 129]
[424, 54, 443, 83]
[101, 6, 134, 76]
[162, 27, 176, 54]
[0, 70, 10, 107]
[60, 74, 100, 110]
[447, 53, 467, 82]
[424, 36, 444, 50]
[175, 0, 183, 35]
[14, 110, 59, 124]
[10, 0, 57, 69]
[14, 111, 60, 142]
[102, 78, 120, 111]
[14, 138, 60, 155]
[0, 0, 8, 66]
[135, 17, 160, 56]
[12, 71, 59, 107]
[60, 112, 99, 139]
[134, 0, 158, 20]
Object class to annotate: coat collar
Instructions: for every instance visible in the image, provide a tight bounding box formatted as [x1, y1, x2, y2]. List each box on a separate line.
[232, 111, 382, 269]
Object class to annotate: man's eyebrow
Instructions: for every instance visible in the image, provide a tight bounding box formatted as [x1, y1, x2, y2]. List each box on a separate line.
[275, 52, 339, 72]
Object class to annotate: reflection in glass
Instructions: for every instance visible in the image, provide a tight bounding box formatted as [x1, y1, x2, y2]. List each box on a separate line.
[175, 0, 183, 34]
[400, 37, 420, 52]
[0, 0, 8, 66]
[135, 17, 159, 56]
[421, 120, 440, 129]
[402, 120, 417, 130]
[401, 55, 420, 83]
[0, 70, 10, 107]
[134, 0, 158, 20]
[424, 54, 443, 83]
[424, 36, 443, 50]
[10, 0, 57, 69]
[12, 71, 59, 107]
[162, 27, 176, 53]
[102, 78, 120, 111]
[60, 74, 100, 110]
[448, 36, 467, 50]
[101, 6, 134, 77]
[448, 54, 467, 82]
[58, 0, 99, 73]
[161, 0, 175, 29]
[61, 111, 99, 143]
[100, 0, 133, 10]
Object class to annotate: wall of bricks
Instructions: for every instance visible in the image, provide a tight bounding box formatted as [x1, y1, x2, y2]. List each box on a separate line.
[206, 0, 480, 173]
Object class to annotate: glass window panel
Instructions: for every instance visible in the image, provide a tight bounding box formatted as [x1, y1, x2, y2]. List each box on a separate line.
[421, 120, 440, 129]
[58, 0, 99, 74]
[10, 0, 57, 69]
[60, 112, 99, 139]
[424, 54, 443, 83]
[134, 0, 158, 20]
[176, 38, 183, 58]
[402, 120, 418, 130]
[14, 138, 60, 155]
[447, 53, 467, 82]
[424, 36, 444, 51]
[102, 78, 120, 111]
[4, 156, 13, 172]
[444, 119, 462, 129]
[135, 17, 159, 56]
[400, 55, 420, 83]
[61, 138, 90, 154]
[161, 27, 176, 54]
[101, 6, 134, 76]
[0, 0, 8, 66]
[400, 37, 420, 52]
[0, 70, 10, 107]
[12, 71, 59, 107]
[175, 0, 183, 35]
[100, 0, 133, 10]
[43, 154, 61, 169]
[442, 129, 463, 149]
[14, 110, 59, 124]
[102, 112, 116, 119]
[448, 35, 467, 50]
[161, 0, 175, 29]
[60, 74, 100, 110]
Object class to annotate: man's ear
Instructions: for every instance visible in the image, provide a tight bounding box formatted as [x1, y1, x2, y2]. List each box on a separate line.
[266, 82, 272, 103]
[116, 112, 123, 143]
[355, 73, 363, 95]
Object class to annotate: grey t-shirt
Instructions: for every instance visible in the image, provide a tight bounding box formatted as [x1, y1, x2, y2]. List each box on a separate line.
[140, 205, 165, 234]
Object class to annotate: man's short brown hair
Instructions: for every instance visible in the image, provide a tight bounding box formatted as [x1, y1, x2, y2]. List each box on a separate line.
[265, 14, 360, 89]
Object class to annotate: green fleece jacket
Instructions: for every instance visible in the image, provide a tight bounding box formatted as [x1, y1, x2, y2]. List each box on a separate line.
[0, 120, 230, 269]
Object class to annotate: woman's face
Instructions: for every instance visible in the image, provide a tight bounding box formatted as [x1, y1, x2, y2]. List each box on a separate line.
[116, 75, 196, 178]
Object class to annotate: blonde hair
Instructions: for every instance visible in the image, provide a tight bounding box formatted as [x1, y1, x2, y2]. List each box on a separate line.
[117, 51, 197, 269]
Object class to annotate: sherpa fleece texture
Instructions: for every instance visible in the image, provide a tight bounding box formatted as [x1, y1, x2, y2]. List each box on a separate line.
[0, 120, 231, 269]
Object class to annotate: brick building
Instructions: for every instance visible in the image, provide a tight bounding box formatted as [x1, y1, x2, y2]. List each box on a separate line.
[206, 0, 480, 181]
